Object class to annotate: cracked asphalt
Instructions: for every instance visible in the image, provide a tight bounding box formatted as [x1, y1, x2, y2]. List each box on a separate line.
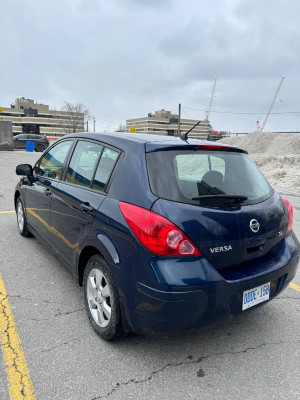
[0, 151, 300, 400]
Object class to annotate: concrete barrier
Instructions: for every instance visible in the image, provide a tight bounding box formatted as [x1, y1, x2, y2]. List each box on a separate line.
[0, 121, 13, 151]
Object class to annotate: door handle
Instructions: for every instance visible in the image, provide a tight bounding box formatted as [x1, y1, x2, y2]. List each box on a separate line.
[81, 203, 93, 213]
[44, 188, 52, 196]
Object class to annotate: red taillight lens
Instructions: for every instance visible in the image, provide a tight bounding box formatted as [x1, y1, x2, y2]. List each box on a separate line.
[119, 202, 201, 257]
[45, 138, 49, 142]
[282, 198, 293, 233]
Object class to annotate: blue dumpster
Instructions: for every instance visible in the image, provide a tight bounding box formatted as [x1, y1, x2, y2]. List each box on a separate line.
[26, 141, 34, 152]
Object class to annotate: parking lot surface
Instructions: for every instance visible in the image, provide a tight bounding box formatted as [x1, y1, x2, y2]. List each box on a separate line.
[0, 150, 299, 400]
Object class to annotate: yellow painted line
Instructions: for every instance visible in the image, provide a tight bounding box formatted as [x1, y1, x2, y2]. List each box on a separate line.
[0, 211, 15, 214]
[289, 282, 300, 292]
[0, 274, 36, 400]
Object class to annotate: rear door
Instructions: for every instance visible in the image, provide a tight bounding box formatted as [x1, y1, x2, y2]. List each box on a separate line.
[152, 196, 286, 274]
[50, 140, 120, 271]
[147, 146, 287, 275]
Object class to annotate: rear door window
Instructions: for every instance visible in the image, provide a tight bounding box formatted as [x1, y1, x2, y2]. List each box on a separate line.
[92, 147, 119, 192]
[65, 140, 103, 188]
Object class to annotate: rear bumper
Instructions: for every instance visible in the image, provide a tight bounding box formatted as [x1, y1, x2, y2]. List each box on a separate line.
[124, 233, 300, 336]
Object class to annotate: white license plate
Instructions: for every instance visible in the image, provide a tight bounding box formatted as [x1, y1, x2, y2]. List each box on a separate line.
[242, 282, 270, 311]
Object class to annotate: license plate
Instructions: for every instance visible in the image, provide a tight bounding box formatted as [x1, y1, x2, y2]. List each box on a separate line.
[242, 282, 270, 311]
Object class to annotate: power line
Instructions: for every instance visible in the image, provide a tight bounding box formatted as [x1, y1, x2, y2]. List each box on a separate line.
[170, 106, 179, 114]
[93, 115, 125, 123]
[181, 107, 193, 119]
[183, 106, 300, 115]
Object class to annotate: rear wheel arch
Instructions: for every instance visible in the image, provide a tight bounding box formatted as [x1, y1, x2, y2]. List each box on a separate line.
[78, 235, 121, 286]
[78, 246, 104, 286]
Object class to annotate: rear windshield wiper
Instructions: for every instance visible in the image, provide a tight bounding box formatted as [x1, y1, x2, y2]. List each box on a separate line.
[192, 195, 248, 203]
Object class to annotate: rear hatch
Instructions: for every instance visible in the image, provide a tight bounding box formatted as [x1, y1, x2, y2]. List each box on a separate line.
[146, 143, 288, 277]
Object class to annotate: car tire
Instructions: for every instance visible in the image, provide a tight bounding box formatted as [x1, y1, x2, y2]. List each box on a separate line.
[35, 144, 45, 152]
[16, 197, 32, 237]
[83, 254, 123, 341]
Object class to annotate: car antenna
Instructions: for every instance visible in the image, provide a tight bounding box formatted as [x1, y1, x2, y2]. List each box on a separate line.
[180, 121, 201, 142]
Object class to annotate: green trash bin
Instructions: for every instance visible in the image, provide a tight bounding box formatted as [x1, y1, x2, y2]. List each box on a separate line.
[26, 141, 34, 152]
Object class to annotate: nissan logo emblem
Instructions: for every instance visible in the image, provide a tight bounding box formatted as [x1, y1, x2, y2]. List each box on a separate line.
[249, 219, 260, 233]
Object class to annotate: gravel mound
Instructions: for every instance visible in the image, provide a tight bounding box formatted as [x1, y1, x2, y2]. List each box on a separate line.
[219, 131, 300, 194]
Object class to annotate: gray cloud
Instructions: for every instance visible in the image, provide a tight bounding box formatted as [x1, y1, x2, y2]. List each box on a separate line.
[1, 0, 299, 132]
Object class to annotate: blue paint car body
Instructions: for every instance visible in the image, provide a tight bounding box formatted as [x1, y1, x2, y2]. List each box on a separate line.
[15, 132, 300, 337]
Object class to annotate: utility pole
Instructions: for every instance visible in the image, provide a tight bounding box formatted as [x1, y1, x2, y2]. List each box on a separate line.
[93, 116, 96, 132]
[86, 121, 89, 132]
[178, 103, 181, 137]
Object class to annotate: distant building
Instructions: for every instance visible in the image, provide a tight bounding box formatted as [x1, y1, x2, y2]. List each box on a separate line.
[126, 109, 211, 139]
[0, 98, 84, 138]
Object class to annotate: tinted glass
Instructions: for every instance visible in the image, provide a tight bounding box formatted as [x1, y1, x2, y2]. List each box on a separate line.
[65, 140, 103, 187]
[36, 140, 73, 180]
[92, 147, 119, 192]
[147, 150, 273, 206]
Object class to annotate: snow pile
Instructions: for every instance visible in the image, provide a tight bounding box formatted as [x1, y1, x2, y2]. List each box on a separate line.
[219, 131, 300, 194]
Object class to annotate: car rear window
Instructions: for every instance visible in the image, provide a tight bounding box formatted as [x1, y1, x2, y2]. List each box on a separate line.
[146, 149, 273, 206]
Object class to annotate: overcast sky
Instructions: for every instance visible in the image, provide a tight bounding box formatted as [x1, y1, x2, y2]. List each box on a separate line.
[1, 0, 300, 132]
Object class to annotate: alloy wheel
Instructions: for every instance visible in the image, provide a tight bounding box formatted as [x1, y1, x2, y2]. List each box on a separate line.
[86, 268, 112, 328]
[17, 200, 24, 232]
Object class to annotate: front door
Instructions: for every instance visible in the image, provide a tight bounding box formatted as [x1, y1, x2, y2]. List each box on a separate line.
[14, 134, 27, 148]
[25, 140, 74, 243]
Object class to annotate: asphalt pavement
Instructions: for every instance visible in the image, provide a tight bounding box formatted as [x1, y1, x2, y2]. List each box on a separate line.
[0, 150, 299, 400]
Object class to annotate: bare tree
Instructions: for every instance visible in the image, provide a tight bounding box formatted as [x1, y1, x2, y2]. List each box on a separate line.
[115, 123, 126, 132]
[62, 101, 91, 133]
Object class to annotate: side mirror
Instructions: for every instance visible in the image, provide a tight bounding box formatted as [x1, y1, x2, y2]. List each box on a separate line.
[16, 164, 33, 176]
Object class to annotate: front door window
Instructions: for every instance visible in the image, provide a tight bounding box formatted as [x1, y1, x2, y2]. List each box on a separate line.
[36, 140, 73, 180]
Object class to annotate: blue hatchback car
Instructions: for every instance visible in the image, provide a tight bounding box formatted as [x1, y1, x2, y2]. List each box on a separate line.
[15, 133, 299, 340]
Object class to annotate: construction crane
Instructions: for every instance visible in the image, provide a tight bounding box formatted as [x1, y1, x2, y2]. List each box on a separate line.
[256, 77, 285, 132]
[205, 78, 217, 121]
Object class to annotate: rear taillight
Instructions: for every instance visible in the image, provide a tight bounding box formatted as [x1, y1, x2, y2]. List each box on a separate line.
[45, 138, 49, 142]
[282, 198, 293, 233]
[119, 202, 201, 257]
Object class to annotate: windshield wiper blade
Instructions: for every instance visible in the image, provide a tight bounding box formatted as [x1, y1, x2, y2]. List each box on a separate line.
[192, 195, 248, 202]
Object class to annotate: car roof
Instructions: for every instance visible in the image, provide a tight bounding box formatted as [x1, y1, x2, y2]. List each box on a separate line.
[65, 131, 186, 144]
[63, 132, 247, 153]
[14, 133, 44, 137]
